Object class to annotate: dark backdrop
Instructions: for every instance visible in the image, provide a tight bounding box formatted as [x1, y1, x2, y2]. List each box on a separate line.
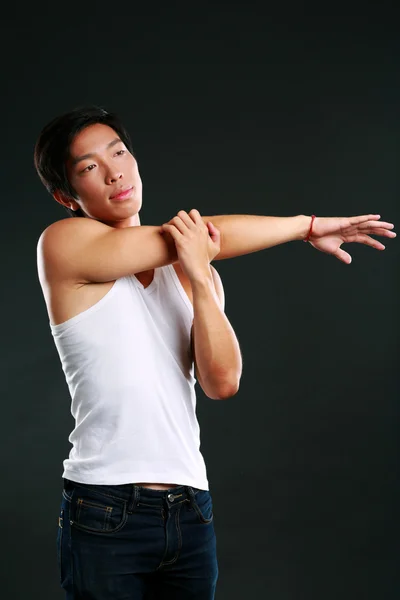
[1, 5, 399, 600]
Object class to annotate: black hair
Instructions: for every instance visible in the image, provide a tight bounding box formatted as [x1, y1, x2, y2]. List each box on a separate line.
[34, 105, 134, 218]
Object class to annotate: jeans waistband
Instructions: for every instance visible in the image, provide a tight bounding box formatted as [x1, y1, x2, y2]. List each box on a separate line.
[63, 478, 202, 509]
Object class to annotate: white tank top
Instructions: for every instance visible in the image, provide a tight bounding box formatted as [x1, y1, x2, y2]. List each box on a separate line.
[50, 265, 209, 490]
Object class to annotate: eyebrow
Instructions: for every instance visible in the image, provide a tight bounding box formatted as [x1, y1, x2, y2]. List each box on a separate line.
[71, 137, 122, 166]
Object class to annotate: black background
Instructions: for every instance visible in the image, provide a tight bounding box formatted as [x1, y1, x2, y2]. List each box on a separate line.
[1, 4, 399, 599]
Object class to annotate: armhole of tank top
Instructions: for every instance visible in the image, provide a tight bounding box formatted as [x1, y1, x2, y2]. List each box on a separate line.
[50, 277, 123, 334]
[165, 265, 194, 318]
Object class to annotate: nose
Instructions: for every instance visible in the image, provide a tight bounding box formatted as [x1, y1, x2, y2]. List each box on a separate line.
[105, 169, 123, 185]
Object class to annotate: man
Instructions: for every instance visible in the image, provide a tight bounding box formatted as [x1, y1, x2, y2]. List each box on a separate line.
[34, 105, 395, 600]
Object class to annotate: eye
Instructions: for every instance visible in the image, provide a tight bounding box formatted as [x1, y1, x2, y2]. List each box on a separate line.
[115, 149, 126, 156]
[82, 164, 96, 173]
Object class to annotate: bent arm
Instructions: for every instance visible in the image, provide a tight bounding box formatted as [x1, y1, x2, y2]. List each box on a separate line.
[191, 268, 242, 400]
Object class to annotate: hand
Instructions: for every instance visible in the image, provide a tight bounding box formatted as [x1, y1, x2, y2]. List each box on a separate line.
[308, 214, 396, 264]
[161, 209, 221, 282]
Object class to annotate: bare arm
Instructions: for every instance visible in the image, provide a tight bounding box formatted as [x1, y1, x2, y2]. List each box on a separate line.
[37, 217, 180, 284]
[201, 212, 396, 263]
[38, 210, 394, 285]
[38, 213, 311, 285]
[191, 265, 242, 400]
[202, 214, 311, 260]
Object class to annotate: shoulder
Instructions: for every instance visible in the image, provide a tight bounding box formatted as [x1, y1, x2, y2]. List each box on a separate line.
[38, 217, 107, 245]
[37, 218, 111, 284]
[38, 217, 110, 257]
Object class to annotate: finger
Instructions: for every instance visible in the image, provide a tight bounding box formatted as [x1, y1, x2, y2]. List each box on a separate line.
[366, 228, 396, 238]
[207, 221, 220, 243]
[170, 215, 191, 235]
[356, 233, 385, 250]
[188, 208, 203, 225]
[161, 223, 184, 242]
[349, 214, 381, 225]
[359, 220, 395, 230]
[334, 248, 352, 264]
[207, 221, 220, 234]
[177, 210, 197, 230]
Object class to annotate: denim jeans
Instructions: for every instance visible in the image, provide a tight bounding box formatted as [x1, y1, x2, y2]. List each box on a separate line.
[57, 478, 219, 599]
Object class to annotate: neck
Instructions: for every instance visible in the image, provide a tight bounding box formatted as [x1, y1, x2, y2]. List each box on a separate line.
[98, 212, 141, 229]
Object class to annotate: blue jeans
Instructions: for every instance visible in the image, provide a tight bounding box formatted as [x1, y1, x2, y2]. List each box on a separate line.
[57, 478, 219, 599]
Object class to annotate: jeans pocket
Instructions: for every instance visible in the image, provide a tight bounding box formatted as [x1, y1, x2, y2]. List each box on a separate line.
[70, 486, 128, 534]
[191, 490, 214, 524]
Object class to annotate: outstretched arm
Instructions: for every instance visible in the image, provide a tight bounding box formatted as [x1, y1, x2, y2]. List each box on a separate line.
[197, 213, 396, 264]
[201, 214, 310, 260]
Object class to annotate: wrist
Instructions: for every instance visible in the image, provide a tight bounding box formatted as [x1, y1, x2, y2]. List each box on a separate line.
[189, 268, 214, 291]
[295, 215, 313, 241]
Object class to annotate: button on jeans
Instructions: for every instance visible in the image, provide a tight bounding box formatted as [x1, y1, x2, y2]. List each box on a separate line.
[57, 478, 219, 599]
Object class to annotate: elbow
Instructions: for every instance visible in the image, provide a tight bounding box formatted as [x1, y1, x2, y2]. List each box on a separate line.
[209, 373, 241, 400]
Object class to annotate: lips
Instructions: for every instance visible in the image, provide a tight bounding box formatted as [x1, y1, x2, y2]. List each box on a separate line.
[110, 186, 133, 200]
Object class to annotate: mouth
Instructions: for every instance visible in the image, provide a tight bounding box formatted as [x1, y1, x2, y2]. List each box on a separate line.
[110, 186, 134, 201]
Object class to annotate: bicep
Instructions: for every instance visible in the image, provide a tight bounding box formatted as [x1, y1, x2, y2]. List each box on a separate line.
[38, 218, 178, 284]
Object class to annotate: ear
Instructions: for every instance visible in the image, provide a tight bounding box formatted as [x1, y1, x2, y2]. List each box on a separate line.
[53, 190, 80, 212]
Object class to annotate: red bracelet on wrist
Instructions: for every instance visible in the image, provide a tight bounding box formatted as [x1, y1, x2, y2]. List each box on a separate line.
[304, 215, 316, 242]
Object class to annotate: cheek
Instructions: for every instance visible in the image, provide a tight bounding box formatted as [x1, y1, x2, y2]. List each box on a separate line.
[128, 155, 139, 175]
[132, 164, 142, 186]
[76, 175, 104, 200]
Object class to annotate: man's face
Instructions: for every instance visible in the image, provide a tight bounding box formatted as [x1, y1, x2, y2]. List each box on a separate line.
[58, 123, 142, 225]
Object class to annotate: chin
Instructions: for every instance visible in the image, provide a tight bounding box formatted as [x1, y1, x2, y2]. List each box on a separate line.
[130, 198, 142, 214]
[111, 200, 142, 222]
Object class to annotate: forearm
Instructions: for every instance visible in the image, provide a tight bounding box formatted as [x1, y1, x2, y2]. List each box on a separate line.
[201, 214, 311, 260]
[192, 272, 242, 400]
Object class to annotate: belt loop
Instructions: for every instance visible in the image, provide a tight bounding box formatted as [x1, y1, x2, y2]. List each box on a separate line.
[186, 486, 196, 507]
[128, 484, 140, 512]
